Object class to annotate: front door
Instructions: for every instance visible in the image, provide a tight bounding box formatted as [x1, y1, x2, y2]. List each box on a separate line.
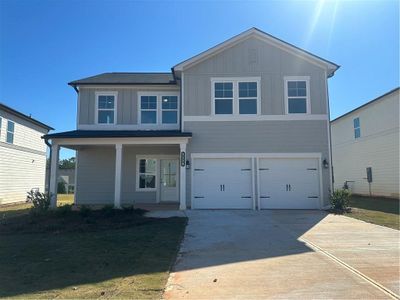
[160, 159, 179, 202]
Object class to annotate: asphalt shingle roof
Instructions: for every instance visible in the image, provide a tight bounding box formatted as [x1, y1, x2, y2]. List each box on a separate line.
[68, 72, 176, 86]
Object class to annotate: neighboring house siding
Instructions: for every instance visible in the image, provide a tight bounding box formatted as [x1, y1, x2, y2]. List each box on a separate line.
[75, 145, 179, 205]
[331, 89, 400, 198]
[183, 36, 327, 116]
[0, 109, 48, 204]
[78, 86, 179, 126]
[184, 120, 331, 206]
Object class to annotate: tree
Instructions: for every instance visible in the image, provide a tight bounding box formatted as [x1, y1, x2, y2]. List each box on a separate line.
[59, 157, 76, 169]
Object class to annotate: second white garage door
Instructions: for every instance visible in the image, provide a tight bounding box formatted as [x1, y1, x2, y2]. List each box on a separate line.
[192, 158, 254, 209]
[258, 158, 321, 209]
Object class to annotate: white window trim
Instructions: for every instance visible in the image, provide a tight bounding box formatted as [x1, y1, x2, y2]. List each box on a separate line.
[211, 77, 261, 116]
[95, 91, 118, 125]
[6, 120, 15, 144]
[137, 91, 180, 129]
[135, 155, 180, 193]
[284, 76, 311, 115]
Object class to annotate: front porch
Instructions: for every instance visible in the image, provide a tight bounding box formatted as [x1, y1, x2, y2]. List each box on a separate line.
[44, 130, 191, 210]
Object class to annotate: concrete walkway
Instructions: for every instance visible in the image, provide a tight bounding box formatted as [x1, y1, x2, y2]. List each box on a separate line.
[164, 210, 400, 299]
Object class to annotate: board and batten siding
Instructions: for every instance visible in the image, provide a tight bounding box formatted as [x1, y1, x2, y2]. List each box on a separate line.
[78, 86, 180, 126]
[0, 109, 48, 204]
[75, 145, 179, 205]
[331, 89, 400, 198]
[183, 36, 328, 116]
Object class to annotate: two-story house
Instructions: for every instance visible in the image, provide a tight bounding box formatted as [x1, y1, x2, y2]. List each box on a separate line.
[0, 103, 53, 204]
[44, 28, 339, 210]
[331, 87, 399, 199]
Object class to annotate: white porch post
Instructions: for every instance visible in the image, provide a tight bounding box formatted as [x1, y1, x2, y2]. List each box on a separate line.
[49, 143, 59, 208]
[179, 143, 187, 210]
[114, 143, 123, 209]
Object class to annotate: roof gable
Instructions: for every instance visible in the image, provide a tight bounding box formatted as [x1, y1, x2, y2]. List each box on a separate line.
[173, 28, 339, 77]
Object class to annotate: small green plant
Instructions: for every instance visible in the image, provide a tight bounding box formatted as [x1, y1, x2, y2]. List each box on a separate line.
[330, 189, 351, 212]
[57, 182, 66, 194]
[27, 190, 50, 213]
[56, 204, 73, 216]
[79, 205, 91, 217]
[101, 205, 115, 217]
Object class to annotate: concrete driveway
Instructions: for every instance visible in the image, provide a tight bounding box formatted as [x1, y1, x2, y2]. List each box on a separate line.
[164, 210, 399, 299]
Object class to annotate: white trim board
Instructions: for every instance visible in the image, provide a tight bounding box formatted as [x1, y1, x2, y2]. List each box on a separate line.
[183, 114, 328, 122]
[51, 136, 190, 146]
[191, 153, 322, 159]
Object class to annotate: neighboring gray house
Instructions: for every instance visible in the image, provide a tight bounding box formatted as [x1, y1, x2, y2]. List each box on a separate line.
[0, 103, 53, 204]
[331, 88, 399, 199]
[44, 28, 339, 210]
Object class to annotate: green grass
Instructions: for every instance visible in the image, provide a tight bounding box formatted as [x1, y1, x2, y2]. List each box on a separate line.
[345, 195, 399, 230]
[0, 203, 187, 299]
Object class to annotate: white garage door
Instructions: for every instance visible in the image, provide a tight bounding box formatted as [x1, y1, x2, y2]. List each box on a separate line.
[259, 158, 320, 209]
[192, 158, 253, 209]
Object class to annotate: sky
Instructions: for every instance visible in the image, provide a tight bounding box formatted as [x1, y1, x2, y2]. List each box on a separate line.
[0, 0, 399, 159]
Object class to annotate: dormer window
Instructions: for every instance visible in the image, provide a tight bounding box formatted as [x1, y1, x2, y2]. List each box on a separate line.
[96, 92, 117, 124]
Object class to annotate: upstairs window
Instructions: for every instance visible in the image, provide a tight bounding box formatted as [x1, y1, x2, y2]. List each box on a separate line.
[212, 78, 260, 115]
[162, 96, 178, 124]
[96, 92, 116, 124]
[6, 120, 14, 144]
[285, 77, 310, 114]
[353, 117, 361, 139]
[141, 96, 157, 124]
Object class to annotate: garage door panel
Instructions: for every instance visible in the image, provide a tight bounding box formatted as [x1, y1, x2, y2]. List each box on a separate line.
[193, 158, 253, 209]
[259, 158, 320, 209]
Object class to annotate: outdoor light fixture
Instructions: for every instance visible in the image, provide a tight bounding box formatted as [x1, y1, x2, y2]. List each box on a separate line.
[323, 159, 329, 169]
[186, 160, 191, 169]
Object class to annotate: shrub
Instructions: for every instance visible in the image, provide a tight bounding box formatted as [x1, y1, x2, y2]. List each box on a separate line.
[79, 205, 91, 217]
[330, 189, 351, 212]
[101, 205, 115, 217]
[56, 204, 73, 216]
[27, 190, 50, 213]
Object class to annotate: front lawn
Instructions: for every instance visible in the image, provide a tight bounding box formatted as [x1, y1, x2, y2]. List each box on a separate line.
[0, 204, 187, 299]
[345, 195, 399, 230]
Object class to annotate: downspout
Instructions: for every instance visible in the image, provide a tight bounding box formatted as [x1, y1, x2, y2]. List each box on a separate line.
[44, 137, 52, 200]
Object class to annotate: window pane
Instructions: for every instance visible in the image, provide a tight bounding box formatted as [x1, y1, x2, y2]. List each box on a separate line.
[239, 82, 257, 97]
[162, 111, 177, 124]
[287, 81, 307, 97]
[6, 132, 14, 144]
[354, 128, 361, 139]
[287, 81, 297, 89]
[139, 159, 156, 173]
[239, 99, 257, 114]
[288, 98, 307, 113]
[7, 121, 14, 132]
[215, 99, 233, 114]
[297, 81, 306, 89]
[162, 96, 178, 109]
[141, 96, 157, 109]
[98, 95, 114, 109]
[214, 82, 233, 98]
[139, 175, 156, 189]
[353, 117, 360, 128]
[98, 110, 114, 124]
[141, 111, 157, 124]
[288, 88, 298, 97]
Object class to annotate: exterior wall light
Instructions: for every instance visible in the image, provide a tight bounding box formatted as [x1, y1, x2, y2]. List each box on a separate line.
[186, 160, 191, 169]
[323, 159, 329, 169]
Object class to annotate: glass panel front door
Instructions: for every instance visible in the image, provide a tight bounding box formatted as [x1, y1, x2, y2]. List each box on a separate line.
[160, 159, 179, 202]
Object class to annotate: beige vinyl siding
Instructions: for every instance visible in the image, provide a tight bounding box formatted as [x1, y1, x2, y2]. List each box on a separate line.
[331, 89, 400, 198]
[183, 36, 327, 116]
[78, 86, 180, 126]
[75, 145, 179, 205]
[0, 146, 46, 204]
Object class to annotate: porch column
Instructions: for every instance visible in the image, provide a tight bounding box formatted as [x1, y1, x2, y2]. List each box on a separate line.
[49, 143, 59, 208]
[179, 143, 187, 210]
[114, 143, 123, 209]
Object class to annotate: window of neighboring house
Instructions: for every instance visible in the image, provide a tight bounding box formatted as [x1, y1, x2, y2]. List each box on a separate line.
[137, 158, 157, 190]
[0, 117, 2, 140]
[285, 78, 309, 114]
[238, 82, 258, 114]
[354, 117, 361, 139]
[97, 93, 116, 124]
[6, 120, 15, 144]
[161, 96, 178, 124]
[140, 96, 157, 124]
[214, 82, 234, 114]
